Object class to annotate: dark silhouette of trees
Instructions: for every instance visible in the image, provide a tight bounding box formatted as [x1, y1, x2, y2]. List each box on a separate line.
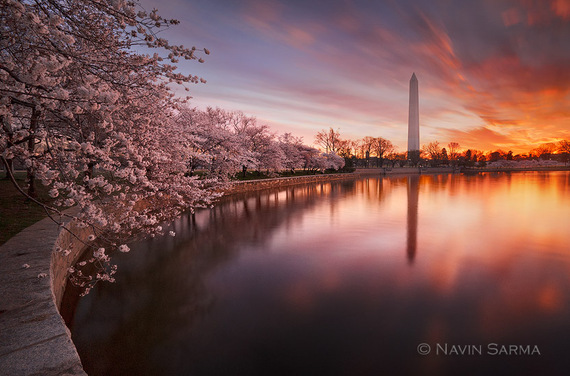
[373, 137, 394, 167]
[308, 132, 570, 170]
[441, 148, 449, 164]
[423, 141, 443, 166]
[447, 142, 460, 166]
[559, 140, 570, 165]
[407, 150, 421, 167]
[533, 143, 557, 160]
[488, 151, 504, 162]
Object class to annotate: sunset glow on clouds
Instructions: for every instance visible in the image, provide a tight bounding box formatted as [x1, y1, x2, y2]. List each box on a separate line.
[144, 0, 570, 153]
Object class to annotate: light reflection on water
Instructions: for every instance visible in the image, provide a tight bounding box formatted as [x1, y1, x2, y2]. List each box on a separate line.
[70, 172, 570, 376]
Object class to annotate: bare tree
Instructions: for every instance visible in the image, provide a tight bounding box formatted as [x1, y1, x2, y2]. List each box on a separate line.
[373, 137, 394, 167]
[336, 139, 353, 159]
[559, 140, 570, 165]
[423, 141, 442, 161]
[447, 142, 461, 162]
[350, 139, 363, 158]
[315, 128, 342, 154]
[532, 143, 557, 159]
[360, 136, 375, 158]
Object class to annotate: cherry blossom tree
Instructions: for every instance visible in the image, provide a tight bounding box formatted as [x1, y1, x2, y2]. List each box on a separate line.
[321, 152, 345, 170]
[1, 0, 216, 288]
[226, 113, 281, 175]
[255, 138, 285, 173]
[298, 145, 344, 172]
[278, 133, 305, 173]
[175, 107, 318, 177]
[174, 107, 246, 177]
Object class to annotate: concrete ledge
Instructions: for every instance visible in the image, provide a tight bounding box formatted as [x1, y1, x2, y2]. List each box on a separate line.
[356, 167, 461, 175]
[0, 213, 87, 376]
[462, 166, 570, 173]
[226, 173, 359, 194]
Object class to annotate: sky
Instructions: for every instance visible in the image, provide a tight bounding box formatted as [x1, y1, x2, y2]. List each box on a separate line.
[141, 0, 570, 154]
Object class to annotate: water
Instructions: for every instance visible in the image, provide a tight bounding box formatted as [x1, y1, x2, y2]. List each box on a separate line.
[69, 172, 570, 375]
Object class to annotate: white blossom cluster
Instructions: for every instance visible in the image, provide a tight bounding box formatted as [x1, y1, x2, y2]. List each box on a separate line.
[1, 0, 345, 294]
[1, 0, 215, 292]
[174, 107, 345, 176]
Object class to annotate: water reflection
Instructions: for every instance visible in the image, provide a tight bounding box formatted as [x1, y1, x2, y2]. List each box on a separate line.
[407, 175, 419, 263]
[69, 172, 570, 376]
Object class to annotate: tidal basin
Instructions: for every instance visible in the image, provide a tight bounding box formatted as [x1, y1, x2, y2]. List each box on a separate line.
[67, 171, 570, 375]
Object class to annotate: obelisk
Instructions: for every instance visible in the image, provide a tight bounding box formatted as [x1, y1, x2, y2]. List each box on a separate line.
[408, 73, 420, 153]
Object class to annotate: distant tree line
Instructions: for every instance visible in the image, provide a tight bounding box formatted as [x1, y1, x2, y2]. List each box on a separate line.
[311, 128, 570, 169]
[421, 140, 570, 167]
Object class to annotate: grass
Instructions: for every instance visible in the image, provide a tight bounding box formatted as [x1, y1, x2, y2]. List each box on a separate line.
[0, 171, 53, 246]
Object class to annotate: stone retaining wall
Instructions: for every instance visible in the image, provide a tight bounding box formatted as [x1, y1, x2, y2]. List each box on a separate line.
[0, 213, 87, 376]
[356, 167, 459, 175]
[0, 173, 363, 375]
[225, 173, 360, 194]
[51, 220, 92, 310]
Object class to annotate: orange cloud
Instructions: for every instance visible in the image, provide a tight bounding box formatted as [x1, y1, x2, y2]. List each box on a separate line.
[186, 0, 570, 153]
[440, 126, 522, 152]
[445, 52, 570, 150]
[552, 0, 570, 19]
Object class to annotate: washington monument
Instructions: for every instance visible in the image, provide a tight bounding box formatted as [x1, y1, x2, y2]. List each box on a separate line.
[408, 73, 420, 154]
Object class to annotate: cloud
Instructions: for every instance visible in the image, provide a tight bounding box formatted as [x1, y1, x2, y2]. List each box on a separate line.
[441, 126, 516, 151]
[154, 0, 570, 152]
[551, 0, 570, 19]
[240, 0, 322, 48]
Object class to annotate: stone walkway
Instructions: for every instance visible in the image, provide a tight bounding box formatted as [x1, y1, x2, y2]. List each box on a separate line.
[0, 215, 85, 376]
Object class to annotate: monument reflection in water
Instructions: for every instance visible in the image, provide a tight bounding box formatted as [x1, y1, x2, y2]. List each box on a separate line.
[70, 172, 570, 376]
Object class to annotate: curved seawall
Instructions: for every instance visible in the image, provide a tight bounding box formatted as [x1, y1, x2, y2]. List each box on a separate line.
[0, 213, 88, 376]
[0, 173, 359, 375]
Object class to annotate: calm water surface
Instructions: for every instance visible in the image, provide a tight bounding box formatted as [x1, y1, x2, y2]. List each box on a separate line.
[70, 172, 570, 375]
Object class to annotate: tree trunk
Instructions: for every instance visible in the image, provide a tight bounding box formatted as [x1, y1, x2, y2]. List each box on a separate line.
[26, 108, 40, 198]
[2, 158, 13, 179]
[1, 115, 14, 180]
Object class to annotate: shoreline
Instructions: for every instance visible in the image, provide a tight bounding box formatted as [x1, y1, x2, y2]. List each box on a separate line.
[461, 166, 570, 173]
[1, 167, 569, 375]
